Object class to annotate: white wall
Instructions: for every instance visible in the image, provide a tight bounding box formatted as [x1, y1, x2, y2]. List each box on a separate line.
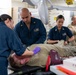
[0, 0, 11, 16]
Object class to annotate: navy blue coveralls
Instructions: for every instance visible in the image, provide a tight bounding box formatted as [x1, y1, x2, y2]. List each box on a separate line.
[14, 17, 46, 46]
[0, 22, 26, 75]
[48, 26, 73, 41]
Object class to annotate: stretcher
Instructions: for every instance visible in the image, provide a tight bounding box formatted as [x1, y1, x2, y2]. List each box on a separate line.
[8, 65, 56, 75]
[8, 65, 42, 75]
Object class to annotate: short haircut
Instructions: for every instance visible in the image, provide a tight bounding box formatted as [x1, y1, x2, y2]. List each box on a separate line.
[0, 14, 12, 22]
[20, 8, 30, 14]
[56, 15, 65, 21]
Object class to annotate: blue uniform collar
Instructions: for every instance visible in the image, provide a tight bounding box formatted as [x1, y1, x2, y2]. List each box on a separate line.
[21, 17, 36, 25]
[54, 26, 65, 31]
[21, 17, 36, 31]
[31, 17, 35, 24]
[30, 17, 36, 30]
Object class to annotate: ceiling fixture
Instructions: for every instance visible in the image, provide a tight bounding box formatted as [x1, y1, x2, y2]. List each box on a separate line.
[23, 0, 34, 6]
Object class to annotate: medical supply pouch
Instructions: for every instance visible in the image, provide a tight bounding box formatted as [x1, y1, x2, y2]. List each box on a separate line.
[50, 49, 62, 65]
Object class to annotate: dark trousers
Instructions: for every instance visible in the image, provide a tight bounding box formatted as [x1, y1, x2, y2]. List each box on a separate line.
[0, 57, 8, 75]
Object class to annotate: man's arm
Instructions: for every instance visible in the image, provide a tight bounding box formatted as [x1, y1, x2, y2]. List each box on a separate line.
[47, 39, 59, 44]
[64, 27, 75, 45]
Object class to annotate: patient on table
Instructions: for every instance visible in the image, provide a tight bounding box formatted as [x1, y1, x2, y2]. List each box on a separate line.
[9, 46, 41, 68]
[9, 43, 76, 68]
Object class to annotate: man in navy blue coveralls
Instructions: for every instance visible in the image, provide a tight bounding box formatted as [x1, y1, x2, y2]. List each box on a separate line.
[14, 8, 46, 46]
[47, 15, 74, 45]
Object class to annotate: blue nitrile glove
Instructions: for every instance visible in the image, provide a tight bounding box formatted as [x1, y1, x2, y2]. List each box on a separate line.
[33, 47, 41, 55]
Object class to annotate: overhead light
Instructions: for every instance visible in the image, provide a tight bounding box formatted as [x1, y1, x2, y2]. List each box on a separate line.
[74, 0, 76, 1]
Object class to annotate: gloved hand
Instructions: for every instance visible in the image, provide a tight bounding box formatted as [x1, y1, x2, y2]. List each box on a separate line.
[33, 47, 41, 55]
